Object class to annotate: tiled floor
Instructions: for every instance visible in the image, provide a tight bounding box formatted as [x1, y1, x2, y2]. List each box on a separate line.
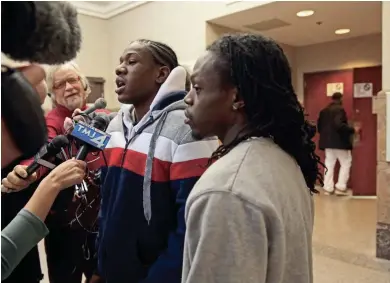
[37, 192, 390, 283]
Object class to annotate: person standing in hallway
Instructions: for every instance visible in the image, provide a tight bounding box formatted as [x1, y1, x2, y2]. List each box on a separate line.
[92, 40, 219, 283]
[182, 33, 323, 283]
[317, 92, 358, 195]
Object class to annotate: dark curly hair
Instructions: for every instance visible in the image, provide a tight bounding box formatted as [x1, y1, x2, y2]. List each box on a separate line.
[207, 34, 323, 194]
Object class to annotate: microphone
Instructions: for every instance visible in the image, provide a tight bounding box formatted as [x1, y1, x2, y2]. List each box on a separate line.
[1, 1, 81, 64]
[80, 98, 107, 116]
[25, 135, 70, 177]
[1, 1, 81, 167]
[71, 115, 111, 161]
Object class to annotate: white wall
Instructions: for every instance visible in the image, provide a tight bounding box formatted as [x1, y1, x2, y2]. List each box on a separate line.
[295, 34, 382, 101]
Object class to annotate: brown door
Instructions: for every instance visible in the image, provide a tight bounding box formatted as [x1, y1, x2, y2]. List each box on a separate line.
[351, 66, 381, 196]
[87, 77, 105, 104]
[304, 70, 354, 190]
[304, 68, 378, 196]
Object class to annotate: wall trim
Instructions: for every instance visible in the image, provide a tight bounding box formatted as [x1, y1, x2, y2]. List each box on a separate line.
[72, 1, 148, 20]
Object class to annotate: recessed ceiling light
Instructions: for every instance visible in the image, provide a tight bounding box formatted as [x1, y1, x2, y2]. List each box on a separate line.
[335, 28, 350, 35]
[296, 10, 314, 17]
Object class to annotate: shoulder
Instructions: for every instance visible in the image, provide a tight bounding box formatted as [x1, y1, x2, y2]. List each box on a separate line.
[106, 112, 122, 134]
[45, 108, 58, 119]
[45, 109, 62, 128]
[189, 141, 253, 197]
[186, 188, 272, 227]
[189, 138, 300, 202]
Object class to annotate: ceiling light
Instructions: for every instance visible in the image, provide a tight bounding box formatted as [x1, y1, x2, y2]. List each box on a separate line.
[335, 28, 350, 35]
[296, 10, 314, 17]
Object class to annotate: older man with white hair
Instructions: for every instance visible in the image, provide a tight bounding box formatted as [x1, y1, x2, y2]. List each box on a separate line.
[2, 61, 109, 283]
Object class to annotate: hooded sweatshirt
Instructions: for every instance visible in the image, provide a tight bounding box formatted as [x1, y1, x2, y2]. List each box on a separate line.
[97, 67, 219, 283]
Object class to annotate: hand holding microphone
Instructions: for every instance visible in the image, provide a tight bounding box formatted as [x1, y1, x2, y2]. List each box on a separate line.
[1, 135, 69, 193]
[44, 158, 87, 192]
[64, 98, 108, 132]
[1, 165, 38, 193]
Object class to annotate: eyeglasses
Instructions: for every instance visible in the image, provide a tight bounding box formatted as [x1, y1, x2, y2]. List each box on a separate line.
[53, 76, 81, 90]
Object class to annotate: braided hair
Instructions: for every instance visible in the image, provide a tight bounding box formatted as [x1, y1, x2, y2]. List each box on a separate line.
[133, 39, 191, 89]
[208, 34, 323, 194]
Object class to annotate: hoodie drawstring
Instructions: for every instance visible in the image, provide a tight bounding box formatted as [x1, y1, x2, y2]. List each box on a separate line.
[142, 111, 168, 224]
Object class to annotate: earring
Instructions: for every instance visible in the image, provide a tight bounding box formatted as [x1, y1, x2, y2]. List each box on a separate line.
[232, 104, 238, 110]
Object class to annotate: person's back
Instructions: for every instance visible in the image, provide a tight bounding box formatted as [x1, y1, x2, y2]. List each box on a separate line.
[318, 100, 352, 151]
[317, 92, 356, 194]
[184, 138, 314, 283]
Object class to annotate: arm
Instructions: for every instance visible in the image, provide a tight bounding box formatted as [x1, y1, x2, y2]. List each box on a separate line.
[1, 209, 48, 281]
[182, 192, 269, 283]
[334, 108, 354, 135]
[1, 159, 86, 280]
[142, 133, 219, 283]
[317, 111, 323, 133]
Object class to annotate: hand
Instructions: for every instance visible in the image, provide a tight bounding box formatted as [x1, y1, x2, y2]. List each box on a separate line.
[353, 122, 361, 133]
[2, 165, 37, 192]
[63, 117, 74, 132]
[46, 159, 87, 191]
[63, 109, 87, 132]
[72, 108, 83, 119]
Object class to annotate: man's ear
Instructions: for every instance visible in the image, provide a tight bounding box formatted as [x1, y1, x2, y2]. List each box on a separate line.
[230, 87, 245, 109]
[233, 100, 245, 109]
[156, 66, 170, 84]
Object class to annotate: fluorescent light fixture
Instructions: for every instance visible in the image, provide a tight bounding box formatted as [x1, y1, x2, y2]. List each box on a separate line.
[296, 10, 314, 17]
[335, 28, 350, 35]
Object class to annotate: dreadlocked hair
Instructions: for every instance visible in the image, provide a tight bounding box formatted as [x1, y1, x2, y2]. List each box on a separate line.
[208, 34, 324, 194]
[134, 39, 191, 88]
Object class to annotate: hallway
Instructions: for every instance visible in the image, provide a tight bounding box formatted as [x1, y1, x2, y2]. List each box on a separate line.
[312, 193, 390, 282]
[38, 193, 390, 283]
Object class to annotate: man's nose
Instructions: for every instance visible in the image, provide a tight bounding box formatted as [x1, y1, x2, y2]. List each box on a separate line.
[184, 91, 193, 105]
[115, 65, 126, 76]
[64, 81, 74, 91]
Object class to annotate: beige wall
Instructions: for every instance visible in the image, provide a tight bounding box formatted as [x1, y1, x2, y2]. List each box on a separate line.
[105, 2, 226, 108]
[2, 2, 383, 109]
[295, 34, 382, 101]
[205, 23, 297, 90]
[105, 1, 274, 108]
[75, 15, 113, 107]
[383, 2, 390, 91]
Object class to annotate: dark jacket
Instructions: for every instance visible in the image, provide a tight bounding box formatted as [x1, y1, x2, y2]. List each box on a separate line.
[97, 87, 219, 282]
[317, 102, 355, 150]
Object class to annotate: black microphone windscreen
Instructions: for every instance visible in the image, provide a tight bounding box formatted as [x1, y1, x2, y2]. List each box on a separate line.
[90, 115, 110, 132]
[1, 1, 82, 64]
[49, 135, 69, 150]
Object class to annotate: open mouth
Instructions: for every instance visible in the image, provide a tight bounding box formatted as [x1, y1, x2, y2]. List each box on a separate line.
[115, 77, 126, 94]
[184, 110, 192, 125]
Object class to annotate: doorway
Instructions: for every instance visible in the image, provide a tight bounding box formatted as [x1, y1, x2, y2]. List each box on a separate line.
[303, 66, 381, 196]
